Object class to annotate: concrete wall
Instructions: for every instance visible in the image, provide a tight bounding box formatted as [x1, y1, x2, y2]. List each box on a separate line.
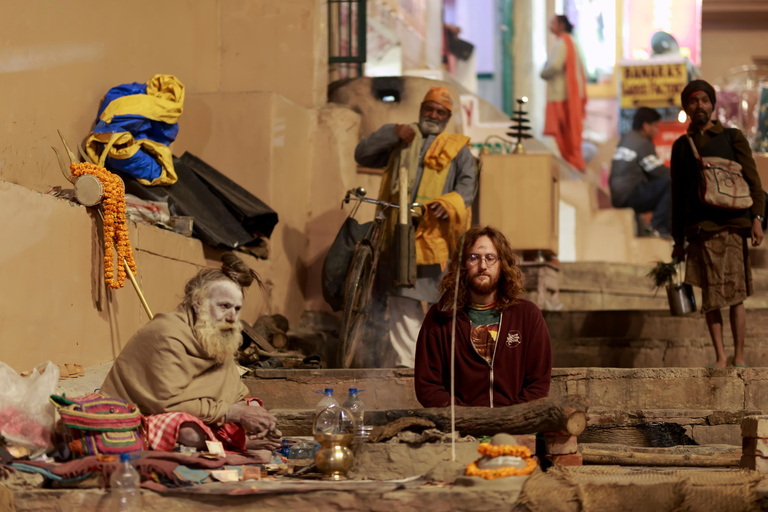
[0, 1, 356, 371]
[0, 0, 328, 193]
[0, 181, 208, 372]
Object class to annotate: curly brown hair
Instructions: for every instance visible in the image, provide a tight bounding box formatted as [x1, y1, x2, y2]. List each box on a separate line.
[438, 226, 525, 312]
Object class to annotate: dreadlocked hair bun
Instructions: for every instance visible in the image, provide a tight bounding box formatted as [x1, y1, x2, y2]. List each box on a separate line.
[221, 252, 259, 288]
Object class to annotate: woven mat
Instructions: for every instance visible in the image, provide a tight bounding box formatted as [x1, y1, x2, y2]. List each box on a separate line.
[513, 466, 763, 512]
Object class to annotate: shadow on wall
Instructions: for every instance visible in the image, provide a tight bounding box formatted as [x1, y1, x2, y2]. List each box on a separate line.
[283, 224, 309, 305]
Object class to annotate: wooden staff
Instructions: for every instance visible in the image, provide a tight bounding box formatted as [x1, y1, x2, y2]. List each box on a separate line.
[53, 131, 153, 320]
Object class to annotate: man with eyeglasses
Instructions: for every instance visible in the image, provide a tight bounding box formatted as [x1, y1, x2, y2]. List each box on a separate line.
[354, 87, 476, 368]
[414, 226, 552, 407]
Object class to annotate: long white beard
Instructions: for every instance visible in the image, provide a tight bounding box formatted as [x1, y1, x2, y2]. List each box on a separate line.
[193, 309, 243, 364]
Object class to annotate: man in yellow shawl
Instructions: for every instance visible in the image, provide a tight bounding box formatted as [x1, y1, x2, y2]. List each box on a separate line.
[541, 14, 587, 171]
[354, 87, 476, 368]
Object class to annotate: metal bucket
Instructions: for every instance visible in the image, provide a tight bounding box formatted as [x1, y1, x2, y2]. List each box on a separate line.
[666, 283, 697, 316]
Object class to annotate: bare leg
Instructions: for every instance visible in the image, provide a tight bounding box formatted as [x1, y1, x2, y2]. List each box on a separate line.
[178, 422, 208, 449]
[705, 309, 727, 368]
[730, 302, 747, 366]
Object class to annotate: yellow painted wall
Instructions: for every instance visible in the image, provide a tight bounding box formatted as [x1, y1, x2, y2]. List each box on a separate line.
[0, 1, 334, 371]
[0, 0, 327, 194]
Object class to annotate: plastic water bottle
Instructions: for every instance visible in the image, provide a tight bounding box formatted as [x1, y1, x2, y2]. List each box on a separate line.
[314, 388, 340, 434]
[109, 453, 140, 511]
[315, 388, 339, 415]
[342, 388, 365, 431]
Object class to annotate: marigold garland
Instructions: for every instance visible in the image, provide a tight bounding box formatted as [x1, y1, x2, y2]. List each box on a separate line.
[477, 443, 531, 458]
[465, 443, 537, 480]
[70, 162, 137, 289]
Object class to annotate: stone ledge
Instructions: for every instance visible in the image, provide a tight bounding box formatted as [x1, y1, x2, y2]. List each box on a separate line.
[247, 367, 768, 411]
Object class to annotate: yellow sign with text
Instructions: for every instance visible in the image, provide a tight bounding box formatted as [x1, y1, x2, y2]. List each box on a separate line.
[620, 62, 687, 109]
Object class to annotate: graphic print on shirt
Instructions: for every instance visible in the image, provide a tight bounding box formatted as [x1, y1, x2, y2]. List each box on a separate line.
[506, 330, 521, 348]
[466, 302, 501, 364]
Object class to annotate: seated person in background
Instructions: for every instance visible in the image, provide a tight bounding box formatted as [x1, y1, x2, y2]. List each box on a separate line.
[101, 253, 281, 451]
[414, 226, 552, 407]
[609, 107, 671, 236]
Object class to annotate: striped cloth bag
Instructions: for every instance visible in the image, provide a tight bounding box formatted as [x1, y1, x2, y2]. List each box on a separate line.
[50, 393, 145, 458]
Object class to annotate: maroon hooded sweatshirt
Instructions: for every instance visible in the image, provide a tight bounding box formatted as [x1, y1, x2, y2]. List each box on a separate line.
[414, 296, 552, 408]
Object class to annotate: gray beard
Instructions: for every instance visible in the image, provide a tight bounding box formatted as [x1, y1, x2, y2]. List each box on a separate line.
[193, 312, 243, 364]
[419, 117, 447, 136]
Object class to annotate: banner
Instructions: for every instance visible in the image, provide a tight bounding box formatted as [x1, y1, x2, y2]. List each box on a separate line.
[619, 59, 687, 109]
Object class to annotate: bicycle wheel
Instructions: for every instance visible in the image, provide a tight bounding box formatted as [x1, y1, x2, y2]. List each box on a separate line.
[339, 244, 374, 368]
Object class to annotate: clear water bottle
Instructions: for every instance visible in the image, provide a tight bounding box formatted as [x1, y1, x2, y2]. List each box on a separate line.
[314, 388, 340, 434]
[315, 388, 339, 415]
[342, 388, 365, 432]
[109, 453, 140, 511]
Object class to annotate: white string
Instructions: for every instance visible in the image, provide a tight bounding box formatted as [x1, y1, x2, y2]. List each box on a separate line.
[449, 235, 464, 462]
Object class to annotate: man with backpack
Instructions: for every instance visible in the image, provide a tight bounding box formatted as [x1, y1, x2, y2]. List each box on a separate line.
[670, 79, 764, 368]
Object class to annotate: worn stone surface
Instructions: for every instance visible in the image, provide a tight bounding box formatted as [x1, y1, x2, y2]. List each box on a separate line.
[10, 486, 528, 512]
[555, 262, 768, 311]
[252, 367, 758, 411]
[692, 425, 742, 446]
[545, 309, 768, 368]
[423, 460, 468, 484]
[348, 441, 480, 480]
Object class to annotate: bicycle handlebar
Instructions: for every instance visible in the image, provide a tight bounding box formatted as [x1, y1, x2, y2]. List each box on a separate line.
[343, 188, 426, 216]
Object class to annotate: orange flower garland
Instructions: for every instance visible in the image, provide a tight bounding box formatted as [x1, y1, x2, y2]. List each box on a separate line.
[70, 162, 137, 289]
[465, 443, 537, 480]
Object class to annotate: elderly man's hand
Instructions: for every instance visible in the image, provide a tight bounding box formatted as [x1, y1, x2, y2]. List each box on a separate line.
[395, 124, 416, 144]
[227, 402, 278, 437]
[246, 433, 282, 452]
[429, 202, 450, 221]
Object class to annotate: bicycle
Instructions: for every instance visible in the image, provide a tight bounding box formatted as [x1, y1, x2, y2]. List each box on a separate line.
[338, 187, 424, 368]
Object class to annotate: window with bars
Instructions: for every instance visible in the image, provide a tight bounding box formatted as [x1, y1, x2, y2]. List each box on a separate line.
[328, 0, 367, 81]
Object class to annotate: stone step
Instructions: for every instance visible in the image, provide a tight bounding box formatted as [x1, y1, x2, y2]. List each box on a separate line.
[555, 262, 768, 311]
[245, 367, 768, 412]
[249, 367, 768, 445]
[544, 309, 768, 367]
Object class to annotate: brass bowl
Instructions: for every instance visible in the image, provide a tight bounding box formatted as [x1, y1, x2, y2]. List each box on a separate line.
[314, 433, 355, 480]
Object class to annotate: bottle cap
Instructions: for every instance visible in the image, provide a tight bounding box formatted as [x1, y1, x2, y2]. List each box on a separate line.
[324, 388, 333, 395]
[120, 453, 131, 463]
[349, 388, 357, 394]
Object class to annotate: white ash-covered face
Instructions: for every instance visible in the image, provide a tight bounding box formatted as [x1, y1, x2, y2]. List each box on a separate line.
[193, 279, 244, 363]
[205, 280, 243, 324]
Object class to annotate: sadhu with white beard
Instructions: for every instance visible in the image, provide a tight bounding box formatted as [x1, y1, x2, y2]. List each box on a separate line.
[101, 253, 281, 451]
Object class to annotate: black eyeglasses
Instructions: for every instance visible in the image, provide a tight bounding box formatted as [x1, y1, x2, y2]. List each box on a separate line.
[467, 254, 499, 267]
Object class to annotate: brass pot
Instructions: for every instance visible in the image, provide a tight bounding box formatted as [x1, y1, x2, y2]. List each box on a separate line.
[314, 433, 355, 480]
